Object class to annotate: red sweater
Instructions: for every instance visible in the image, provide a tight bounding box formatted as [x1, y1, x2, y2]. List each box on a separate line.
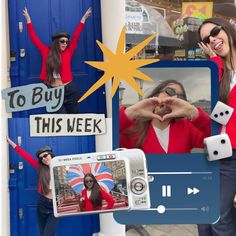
[211, 56, 236, 148]
[81, 188, 115, 211]
[14, 145, 41, 192]
[27, 22, 84, 83]
[120, 106, 210, 154]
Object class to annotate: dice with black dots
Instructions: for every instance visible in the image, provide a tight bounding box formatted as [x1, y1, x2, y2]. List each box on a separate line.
[204, 134, 232, 161]
[210, 101, 234, 125]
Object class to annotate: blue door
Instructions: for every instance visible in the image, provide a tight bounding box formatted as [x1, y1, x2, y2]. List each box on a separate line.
[8, 0, 106, 117]
[8, 118, 100, 236]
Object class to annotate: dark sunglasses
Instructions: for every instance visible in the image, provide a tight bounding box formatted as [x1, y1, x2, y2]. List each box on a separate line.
[162, 87, 186, 100]
[59, 39, 69, 44]
[85, 179, 93, 184]
[39, 153, 50, 159]
[202, 26, 222, 44]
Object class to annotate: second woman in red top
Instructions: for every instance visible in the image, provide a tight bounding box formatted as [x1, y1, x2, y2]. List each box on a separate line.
[80, 173, 115, 212]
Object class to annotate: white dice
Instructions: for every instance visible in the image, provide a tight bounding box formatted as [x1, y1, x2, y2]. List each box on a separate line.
[204, 134, 232, 161]
[210, 101, 234, 125]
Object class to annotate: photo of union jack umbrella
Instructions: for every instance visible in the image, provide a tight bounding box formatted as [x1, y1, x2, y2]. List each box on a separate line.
[66, 163, 115, 194]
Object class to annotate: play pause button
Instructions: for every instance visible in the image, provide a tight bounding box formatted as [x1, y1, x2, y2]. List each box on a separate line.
[162, 185, 171, 197]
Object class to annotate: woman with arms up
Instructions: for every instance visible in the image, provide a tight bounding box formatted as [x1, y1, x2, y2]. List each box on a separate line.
[23, 7, 92, 113]
[80, 173, 115, 211]
[120, 80, 210, 154]
[198, 18, 236, 236]
[7, 137, 58, 236]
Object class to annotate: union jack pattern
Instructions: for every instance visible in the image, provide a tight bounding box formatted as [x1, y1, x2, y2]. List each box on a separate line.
[66, 163, 114, 194]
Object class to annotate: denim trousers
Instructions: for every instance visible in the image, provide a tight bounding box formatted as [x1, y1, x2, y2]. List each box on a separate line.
[56, 81, 80, 114]
[37, 195, 60, 236]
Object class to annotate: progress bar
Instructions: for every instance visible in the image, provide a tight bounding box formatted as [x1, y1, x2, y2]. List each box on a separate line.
[143, 205, 199, 214]
[146, 208, 198, 211]
[148, 172, 213, 175]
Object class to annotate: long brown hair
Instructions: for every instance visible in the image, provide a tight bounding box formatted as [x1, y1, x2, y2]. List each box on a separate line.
[198, 18, 236, 103]
[36, 148, 53, 195]
[84, 173, 102, 208]
[124, 80, 187, 148]
[46, 39, 61, 84]
[38, 161, 51, 195]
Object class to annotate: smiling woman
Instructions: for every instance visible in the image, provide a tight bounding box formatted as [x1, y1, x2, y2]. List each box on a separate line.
[22, 7, 92, 113]
[6, 137, 59, 236]
[119, 79, 210, 154]
[198, 17, 236, 236]
[79, 173, 115, 211]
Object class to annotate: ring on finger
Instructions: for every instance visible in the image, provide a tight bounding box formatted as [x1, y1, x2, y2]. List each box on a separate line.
[204, 49, 214, 54]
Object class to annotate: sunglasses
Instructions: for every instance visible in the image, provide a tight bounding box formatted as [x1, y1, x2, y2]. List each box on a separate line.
[59, 39, 69, 44]
[39, 153, 50, 160]
[202, 26, 222, 44]
[162, 87, 186, 100]
[85, 179, 93, 184]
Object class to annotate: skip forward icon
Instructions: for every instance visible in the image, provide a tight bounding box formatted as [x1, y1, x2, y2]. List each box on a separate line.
[187, 187, 200, 195]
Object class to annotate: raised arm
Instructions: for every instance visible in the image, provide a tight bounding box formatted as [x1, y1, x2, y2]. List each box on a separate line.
[68, 7, 92, 53]
[6, 136, 17, 148]
[198, 42, 223, 80]
[23, 7, 31, 23]
[7, 136, 38, 170]
[23, 7, 47, 51]
[80, 7, 92, 24]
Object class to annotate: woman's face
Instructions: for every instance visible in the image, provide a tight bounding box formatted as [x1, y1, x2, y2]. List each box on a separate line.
[85, 177, 94, 190]
[154, 83, 184, 117]
[59, 37, 69, 51]
[38, 152, 52, 165]
[200, 23, 230, 57]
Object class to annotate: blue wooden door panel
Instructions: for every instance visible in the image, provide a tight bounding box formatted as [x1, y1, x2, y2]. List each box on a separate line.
[24, 0, 51, 82]
[8, 0, 19, 80]
[9, 184, 19, 236]
[8, 0, 106, 117]
[8, 118, 99, 236]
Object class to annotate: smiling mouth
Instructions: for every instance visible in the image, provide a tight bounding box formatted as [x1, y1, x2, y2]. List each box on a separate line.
[214, 41, 223, 50]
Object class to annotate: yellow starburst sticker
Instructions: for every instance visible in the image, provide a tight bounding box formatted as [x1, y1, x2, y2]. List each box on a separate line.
[78, 26, 159, 103]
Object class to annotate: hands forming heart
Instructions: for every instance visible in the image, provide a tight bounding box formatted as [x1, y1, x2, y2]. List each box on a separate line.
[125, 97, 199, 122]
[125, 97, 163, 121]
[161, 97, 199, 121]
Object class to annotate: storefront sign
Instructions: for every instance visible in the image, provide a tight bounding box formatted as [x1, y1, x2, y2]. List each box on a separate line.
[126, 10, 144, 34]
[125, 3, 151, 34]
[181, 2, 213, 19]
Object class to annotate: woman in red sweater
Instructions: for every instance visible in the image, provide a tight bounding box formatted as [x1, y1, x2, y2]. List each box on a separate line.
[22, 7, 92, 113]
[80, 173, 115, 212]
[120, 80, 210, 154]
[7, 137, 58, 236]
[198, 18, 236, 236]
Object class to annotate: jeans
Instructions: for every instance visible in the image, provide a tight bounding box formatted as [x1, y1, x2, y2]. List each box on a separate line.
[47, 81, 80, 114]
[37, 195, 60, 236]
[57, 81, 80, 114]
[198, 150, 236, 236]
